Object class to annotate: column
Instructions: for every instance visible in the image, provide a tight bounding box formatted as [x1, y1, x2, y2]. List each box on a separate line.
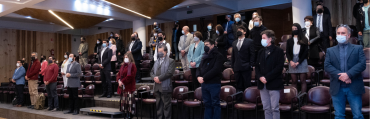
[133, 18, 146, 54]
[292, 0, 312, 26]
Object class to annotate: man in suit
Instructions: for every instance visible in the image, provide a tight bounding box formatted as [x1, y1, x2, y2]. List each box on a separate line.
[127, 33, 143, 83]
[172, 21, 182, 60]
[324, 25, 366, 119]
[203, 23, 217, 41]
[231, 26, 255, 94]
[78, 37, 88, 66]
[115, 33, 125, 64]
[312, 0, 331, 17]
[151, 45, 175, 119]
[223, 15, 235, 48]
[314, 5, 333, 52]
[64, 54, 82, 115]
[98, 39, 113, 98]
[178, 26, 194, 71]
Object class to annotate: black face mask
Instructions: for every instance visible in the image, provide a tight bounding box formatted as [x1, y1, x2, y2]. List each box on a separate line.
[48, 60, 53, 64]
[364, 0, 369, 3]
[131, 37, 135, 40]
[237, 31, 243, 37]
[292, 30, 299, 35]
[175, 24, 179, 27]
[31, 57, 35, 61]
[317, 9, 323, 13]
[158, 37, 163, 41]
[204, 46, 210, 53]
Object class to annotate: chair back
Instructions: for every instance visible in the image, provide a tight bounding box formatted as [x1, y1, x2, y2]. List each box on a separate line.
[92, 64, 100, 70]
[222, 68, 234, 81]
[142, 53, 150, 60]
[84, 72, 92, 80]
[280, 42, 287, 52]
[281, 35, 291, 42]
[307, 86, 331, 106]
[362, 86, 370, 106]
[220, 85, 236, 102]
[227, 47, 232, 55]
[137, 85, 150, 99]
[85, 84, 95, 95]
[243, 86, 261, 103]
[140, 60, 151, 68]
[78, 85, 84, 95]
[306, 65, 315, 80]
[362, 63, 370, 79]
[279, 86, 298, 104]
[94, 72, 101, 83]
[364, 48, 370, 63]
[318, 51, 326, 65]
[194, 87, 203, 101]
[56, 84, 64, 94]
[171, 70, 181, 81]
[173, 86, 189, 100]
[84, 64, 91, 71]
[183, 70, 192, 81]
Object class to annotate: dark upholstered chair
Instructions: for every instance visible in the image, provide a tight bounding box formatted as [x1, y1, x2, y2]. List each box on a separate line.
[299, 86, 331, 119]
[220, 85, 236, 118]
[140, 90, 156, 119]
[93, 72, 101, 84]
[83, 64, 91, 74]
[175, 70, 191, 87]
[281, 35, 292, 42]
[319, 71, 331, 86]
[92, 64, 100, 74]
[81, 84, 95, 107]
[364, 48, 370, 63]
[84, 72, 93, 84]
[221, 68, 235, 86]
[172, 86, 189, 119]
[231, 86, 261, 119]
[279, 86, 299, 118]
[345, 86, 370, 116]
[182, 87, 202, 119]
[362, 63, 370, 86]
[140, 60, 151, 78]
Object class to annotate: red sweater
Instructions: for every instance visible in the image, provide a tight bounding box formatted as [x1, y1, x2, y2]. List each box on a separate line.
[116, 63, 137, 93]
[26, 59, 41, 80]
[41, 64, 59, 83]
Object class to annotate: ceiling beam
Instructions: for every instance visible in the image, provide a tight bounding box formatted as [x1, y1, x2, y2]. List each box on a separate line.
[196, 0, 237, 12]
[0, 0, 44, 17]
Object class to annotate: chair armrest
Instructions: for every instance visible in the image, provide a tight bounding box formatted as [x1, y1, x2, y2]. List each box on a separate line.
[179, 91, 194, 101]
[227, 91, 243, 102]
[140, 90, 153, 99]
[296, 92, 307, 109]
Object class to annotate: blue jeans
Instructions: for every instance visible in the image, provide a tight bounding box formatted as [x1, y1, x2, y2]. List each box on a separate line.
[201, 83, 221, 119]
[331, 87, 364, 119]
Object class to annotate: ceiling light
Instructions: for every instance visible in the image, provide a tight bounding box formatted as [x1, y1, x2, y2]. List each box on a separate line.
[25, 16, 32, 19]
[48, 10, 74, 29]
[102, 0, 151, 19]
[104, 18, 114, 22]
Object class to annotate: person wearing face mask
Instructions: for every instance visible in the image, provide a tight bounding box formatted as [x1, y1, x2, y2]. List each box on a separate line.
[313, 5, 332, 52]
[40, 56, 59, 111]
[115, 33, 125, 64]
[203, 23, 217, 41]
[154, 32, 171, 61]
[353, 0, 364, 21]
[356, 0, 370, 48]
[153, 22, 162, 32]
[40, 54, 48, 85]
[215, 24, 228, 61]
[196, 40, 223, 119]
[178, 26, 194, 71]
[116, 52, 137, 118]
[94, 39, 102, 64]
[187, 31, 205, 90]
[109, 38, 117, 74]
[231, 26, 255, 96]
[150, 29, 159, 60]
[78, 37, 89, 66]
[12, 60, 26, 107]
[127, 33, 143, 83]
[64, 54, 81, 115]
[99, 39, 113, 98]
[286, 23, 309, 93]
[232, 13, 249, 39]
[223, 15, 235, 48]
[250, 16, 268, 62]
[151, 45, 175, 119]
[324, 25, 366, 119]
[248, 12, 261, 30]
[302, 16, 321, 67]
[108, 32, 115, 40]
[313, 0, 331, 16]
[26, 52, 41, 109]
[255, 30, 285, 119]
[61, 52, 71, 88]
[172, 21, 182, 61]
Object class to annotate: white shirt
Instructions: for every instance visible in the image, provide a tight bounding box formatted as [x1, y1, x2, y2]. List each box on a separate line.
[305, 26, 310, 40]
[101, 47, 107, 63]
[316, 14, 323, 32]
[154, 40, 171, 61]
[293, 37, 301, 55]
[129, 41, 135, 51]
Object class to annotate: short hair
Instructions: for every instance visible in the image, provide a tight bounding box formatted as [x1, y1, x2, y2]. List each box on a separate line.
[194, 31, 203, 40]
[49, 56, 56, 60]
[158, 44, 168, 53]
[260, 30, 276, 42]
[208, 22, 213, 26]
[204, 40, 215, 45]
[304, 16, 314, 22]
[97, 39, 102, 43]
[253, 12, 258, 15]
[158, 31, 166, 39]
[336, 24, 352, 35]
[110, 38, 116, 45]
[234, 13, 241, 18]
[110, 32, 114, 35]
[31, 52, 37, 56]
[103, 39, 109, 43]
[17, 59, 23, 63]
[81, 37, 86, 41]
[70, 53, 76, 57]
[65, 52, 70, 56]
[134, 32, 139, 38]
[183, 26, 189, 31]
[216, 24, 224, 34]
[237, 26, 247, 32]
[253, 16, 263, 21]
[153, 29, 158, 33]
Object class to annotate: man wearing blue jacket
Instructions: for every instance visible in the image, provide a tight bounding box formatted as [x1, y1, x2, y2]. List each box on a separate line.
[12, 60, 26, 107]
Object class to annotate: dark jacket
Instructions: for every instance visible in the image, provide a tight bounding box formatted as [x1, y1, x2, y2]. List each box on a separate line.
[324, 43, 366, 95]
[94, 43, 102, 54]
[356, 4, 370, 33]
[26, 59, 41, 80]
[196, 47, 223, 84]
[250, 25, 268, 49]
[256, 45, 285, 90]
[223, 21, 235, 40]
[286, 37, 309, 64]
[23, 63, 28, 73]
[126, 39, 143, 61]
[313, 13, 332, 37]
[98, 47, 113, 71]
[232, 21, 249, 38]
[231, 38, 255, 72]
[303, 26, 321, 59]
[216, 34, 228, 61]
[203, 30, 217, 41]
[172, 27, 182, 44]
[313, 6, 331, 17]
[116, 38, 125, 56]
[353, 3, 363, 20]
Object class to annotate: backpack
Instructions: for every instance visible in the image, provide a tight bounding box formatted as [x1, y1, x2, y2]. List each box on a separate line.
[34, 93, 45, 110]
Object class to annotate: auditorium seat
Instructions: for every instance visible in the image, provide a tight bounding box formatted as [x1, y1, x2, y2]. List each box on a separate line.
[280, 42, 287, 52]
[362, 63, 370, 86]
[364, 48, 370, 63]
[94, 72, 101, 84]
[227, 47, 232, 61]
[92, 64, 100, 74]
[62, 86, 68, 110]
[8, 83, 15, 103]
[84, 64, 92, 74]
[56, 84, 64, 109]
[81, 84, 95, 107]
[182, 87, 202, 119]
[84, 72, 93, 84]
[349, 37, 358, 45]
[232, 86, 261, 119]
[140, 60, 151, 78]
[345, 86, 370, 116]
[299, 86, 331, 119]
[110, 72, 117, 96]
[175, 70, 191, 87]
[140, 90, 156, 119]
[319, 72, 331, 86]
[171, 70, 181, 83]
[171, 86, 189, 119]
[220, 85, 236, 118]
[251, 67, 256, 85]
[142, 53, 150, 61]
[279, 86, 299, 117]
[57, 73, 63, 84]
[221, 68, 235, 86]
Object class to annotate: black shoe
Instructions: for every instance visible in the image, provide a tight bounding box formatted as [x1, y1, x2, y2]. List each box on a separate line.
[107, 95, 112, 98]
[51, 108, 59, 112]
[73, 110, 79, 115]
[27, 105, 34, 109]
[48, 107, 54, 111]
[64, 110, 73, 114]
[100, 93, 107, 97]
[135, 80, 140, 83]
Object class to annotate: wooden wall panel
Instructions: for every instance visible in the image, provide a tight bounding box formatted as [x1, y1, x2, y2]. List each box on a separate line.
[54, 33, 72, 62]
[0, 29, 17, 83]
[261, 7, 293, 44]
[119, 28, 133, 48]
[85, 32, 108, 56]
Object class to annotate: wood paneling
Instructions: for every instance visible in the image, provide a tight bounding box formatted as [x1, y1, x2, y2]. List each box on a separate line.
[0, 29, 17, 83]
[119, 28, 133, 48]
[85, 32, 109, 56]
[261, 7, 293, 44]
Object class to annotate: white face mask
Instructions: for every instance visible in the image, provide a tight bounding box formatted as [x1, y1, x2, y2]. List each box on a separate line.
[124, 58, 129, 63]
[305, 21, 311, 27]
[254, 22, 260, 27]
[16, 63, 20, 67]
[154, 33, 157, 37]
[261, 39, 268, 47]
[194, 37, 199, 42]
[336, 35, 347, 44]
[64, 55, 68, 59]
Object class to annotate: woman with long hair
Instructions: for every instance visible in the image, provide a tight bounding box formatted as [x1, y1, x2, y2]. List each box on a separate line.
[109, 38, 117, 74]
[215, 24, 228, 62]
[94, 39, 102, 63]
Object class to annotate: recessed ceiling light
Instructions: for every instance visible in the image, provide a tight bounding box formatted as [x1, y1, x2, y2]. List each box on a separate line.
[48, 10, 74, 29]
[102, 0, 151, 19]
[25, 16, 32, 19]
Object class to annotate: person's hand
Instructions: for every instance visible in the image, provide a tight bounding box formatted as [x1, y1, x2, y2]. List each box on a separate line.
[308, 42, 311, 45]
[224, 31, 227, 34]
[215, 41, 218, 46]
[25, 76, 28, 80]
[152, 44, 156, 47]
[290, 61, 296, 68]
[191, 62, 196, 68]
[44, 81, 48, 85]
[118, 81, 123, 87]
[259, 77, 267, 84]
[295, 62, 299, 67]
[329, 36, 332, 41]
[154, 77, 161, 84]
[127, 51, 131, 53]
[12, 79, 15, 83]
[66, 73, 71, 78]
[345, 79, 352, 84]
[118, 52, 121, 55]
[359, 31, 363, 36]
[94, 53, 97, 55]
[338, 73, 349, 82]
[79, 53, 82, 55]
[61, 72, 65, 75]
[197, 77, 204, 84]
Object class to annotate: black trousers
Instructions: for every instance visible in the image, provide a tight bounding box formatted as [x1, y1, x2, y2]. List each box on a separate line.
[15, 85, 24, 105]
[101, 69, 112, 95]
[190, 68, 200, 91]
[111, 61, 117, 74]
[234, 71, 252, 92]
[320, 33, 330, 52]
[67, 87, 79, 111]
[135, 60, 141, 81]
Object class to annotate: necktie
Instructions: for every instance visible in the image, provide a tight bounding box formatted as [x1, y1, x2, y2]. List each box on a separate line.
[208, 32, 210, 40]
[237, 40, 242, 51]
[318, 15, 322, 32]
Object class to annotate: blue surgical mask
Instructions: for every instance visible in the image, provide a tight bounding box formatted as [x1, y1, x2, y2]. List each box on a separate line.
[261, 39, 268, 47]
[102, 43, 107, 47]
[336, 35, 347, 44]
[182, 30, 185, 34]
[254, 22, 260, 27]
[216, 30, 219, 35]
[109, 41, 112, 45]
[207, 26, 212, 30]
[235, 18, 241, 22]
[68, 57, 73, 62]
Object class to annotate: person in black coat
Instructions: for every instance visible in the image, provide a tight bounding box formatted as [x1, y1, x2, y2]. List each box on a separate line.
[215, 24, 228, 62]
[312, 0, 331, 17]
[115, 33, 125, 64]
[203, 23, 217, 42]
[172, 21, 182, 60]
[126, 33, 143, 83]
[255, 30, 285, 119]
[22, 58, 28, 73]
[94, 39, 102, 64]
[353, 0, 364, 21]
[303, 16, 321, 67]
[313, 5, 333, 52]
[98, 39, 113, 98]
[232, 13, 249, 38]
[231, 26, 255, 92]
[250, 16, 268, 62]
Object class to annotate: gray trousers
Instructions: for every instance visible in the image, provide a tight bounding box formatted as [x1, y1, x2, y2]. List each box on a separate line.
[46, 82, 58, 109]
[155, 91, 172, 119]
[363, 30, 370, 48]
[260, 85, 280, 119]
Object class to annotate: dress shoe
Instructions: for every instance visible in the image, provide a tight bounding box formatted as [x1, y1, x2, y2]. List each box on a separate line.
[51, 108, 59, 112]
[100, 93, 107, 97]
[64, 110, 73, 114]
[107, 95, 112, 98]
[73, 110, 79, 115]
[27, 105, 34, 109]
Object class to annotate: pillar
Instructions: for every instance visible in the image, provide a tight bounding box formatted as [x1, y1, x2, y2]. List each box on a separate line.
[292, 0, 312, 27]
[133, 18, 146, 54]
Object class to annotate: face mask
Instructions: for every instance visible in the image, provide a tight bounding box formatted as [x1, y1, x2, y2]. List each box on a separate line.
[16, 63, 20, 67]
[254, 22, 260, 27]
[204, 46, 210, 53]
[305, 21, 311, 27]
[194, 37, 199, 42]
[110, 34, 113, 37]
[154, 33, 157, 37]
[216, 30, 220, 35]
[48, 60, 53, 64]
[175, 24, 179, 27]
[131, 37, 135, 40]
[182, 30, 185, 34]
[336, 35, 347, 44]
[124, 58, 129, 63]
[237, 31, 243, 37]
[102, 43, 107, 47]
[109, 41, 112, 45]
[235, 18, 241, 22]
[261, 39, 268, 47]
[97, 41, 100, 44]
[365, 0, 369, 3]
[207, 26, 212, 30]
[317, 9, 323, 13]
[158, 37, 163, 41]
[292, 30, 299, 35]
[68, 57, 73, 62]
[64, 55, 67, 59]
[31, 56, 35, 61]
[157, 52, 164, 59]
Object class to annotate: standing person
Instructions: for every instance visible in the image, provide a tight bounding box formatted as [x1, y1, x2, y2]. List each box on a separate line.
[303, 16, 321, 67]
[325, 25, 366, 119]
[40, 56, 59, 111]
[178, 26, 194, 71]
[117, 52, 137, 119]
[40, 55, 48, 84]
[203, 23, 217, 41]
[108, 32, 115, 40]
[286, 23, 309, 93]
[26, 52, 41, 109]
[313, 0, 331, 16]
[153, 22, 162, 32]
[172, 21, 182, 61]
[127, 33, 142, 83]
[250, 16, 268, 61]
[149, 30, 159, 60]
[115, 33, 125, 64]
[99, 39, 113, 98]
[215, 24, 228, 61]
[233, 13, 249, 38]
[231, 26, 255, 94]
[356, 0, 370, 48]
[94, 39, 102, 64]
[256, 30, 285, 119]
[12, 60, 26, 107]
[61, 52, 71, 87]
[153, 32, 171, 61]
[64, 54, 82, 115]
[313, 5, 333, 52]
[223, 15, 235, 48]
[196, 40, 223, 119]
[109, 38, 117, 74]
[353, 0, 364, 21]
[248, 12, 260, 30]
[151, 45, 175, 119]
[21, 58, 28, 73]
[78, 37, 89, 66]
[187, 31, 205, 90]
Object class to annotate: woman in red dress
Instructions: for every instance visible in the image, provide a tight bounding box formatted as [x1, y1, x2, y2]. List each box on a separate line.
[116, 52, 137, 119]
